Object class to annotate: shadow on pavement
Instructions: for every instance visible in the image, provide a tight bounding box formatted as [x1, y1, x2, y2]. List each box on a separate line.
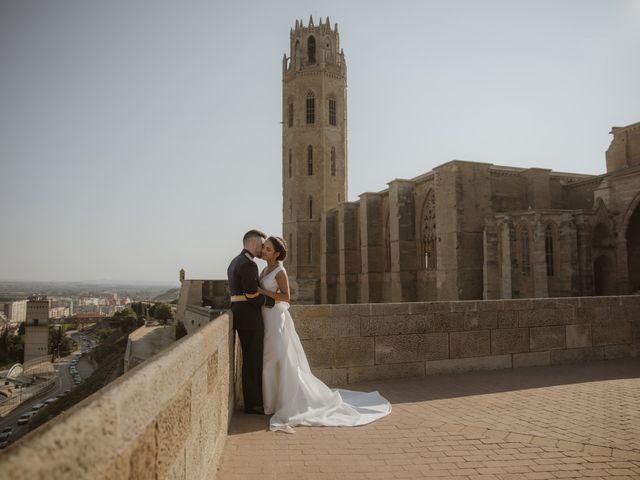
[358, 358, 640, 404]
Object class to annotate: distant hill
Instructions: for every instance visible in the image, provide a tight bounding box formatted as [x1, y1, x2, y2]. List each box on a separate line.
[0, 281, 178, 300]
[153, 287, 180, 303]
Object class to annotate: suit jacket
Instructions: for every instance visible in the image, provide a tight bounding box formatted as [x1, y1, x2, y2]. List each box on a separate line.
[227, 249, 275, 330]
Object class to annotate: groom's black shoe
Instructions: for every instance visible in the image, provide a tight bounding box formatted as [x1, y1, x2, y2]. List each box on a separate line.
[244, 406, 265, 415]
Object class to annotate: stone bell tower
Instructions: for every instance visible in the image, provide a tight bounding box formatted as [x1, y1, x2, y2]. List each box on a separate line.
[282, 15, 348, 303]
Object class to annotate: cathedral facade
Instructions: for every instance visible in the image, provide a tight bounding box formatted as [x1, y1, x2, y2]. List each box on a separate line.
[282, 18, 640, 304]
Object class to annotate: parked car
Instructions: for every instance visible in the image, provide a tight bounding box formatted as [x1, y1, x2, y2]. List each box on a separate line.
[17, 412, 34, 425]
[1, 427, 11, 435]
[44, 398, 57, 405]
[0, 431, 11, 442]
[0, 439, 8, 449]
[31, 403, 44, 411]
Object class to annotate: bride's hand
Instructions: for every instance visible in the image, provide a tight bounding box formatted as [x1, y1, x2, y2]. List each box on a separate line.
[258, 287, 270, 297]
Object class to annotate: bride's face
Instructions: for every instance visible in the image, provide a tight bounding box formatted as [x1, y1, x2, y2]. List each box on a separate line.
[261, 239, 278, 263]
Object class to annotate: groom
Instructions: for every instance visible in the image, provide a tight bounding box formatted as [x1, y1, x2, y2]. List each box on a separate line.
[227, 229, 275, 414]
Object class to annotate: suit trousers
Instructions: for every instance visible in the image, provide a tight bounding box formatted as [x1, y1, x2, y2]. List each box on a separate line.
[235, 324, 264, 411]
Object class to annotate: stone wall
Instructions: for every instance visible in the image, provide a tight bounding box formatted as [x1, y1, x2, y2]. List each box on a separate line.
[0, 311, 235, 480]
[291, 295, 640, 385]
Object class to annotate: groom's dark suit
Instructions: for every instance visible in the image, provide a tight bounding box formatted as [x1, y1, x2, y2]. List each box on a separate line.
[227, 249, 275, 412]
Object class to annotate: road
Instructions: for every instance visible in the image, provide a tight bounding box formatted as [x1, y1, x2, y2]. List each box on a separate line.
[0, 330, 97, 450]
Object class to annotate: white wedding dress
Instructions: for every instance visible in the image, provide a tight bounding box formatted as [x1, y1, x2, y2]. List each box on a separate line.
[260, 264, 391, 433]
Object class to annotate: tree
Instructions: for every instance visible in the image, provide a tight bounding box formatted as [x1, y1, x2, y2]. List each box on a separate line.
[175, 321, 187, 340]
[129, 302, 145, 317]
[153, 304, 173, 324]
[113, 308, 139, 334]
[47, 325, 73, 358]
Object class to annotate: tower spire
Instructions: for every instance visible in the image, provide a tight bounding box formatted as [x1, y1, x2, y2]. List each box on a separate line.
[282, 17, 348, 302]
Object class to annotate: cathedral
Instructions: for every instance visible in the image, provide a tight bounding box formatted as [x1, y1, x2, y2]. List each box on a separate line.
[282, 17, 640, 304]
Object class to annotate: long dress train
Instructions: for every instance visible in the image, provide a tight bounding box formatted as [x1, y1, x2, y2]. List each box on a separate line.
[261, 264, 391, 433]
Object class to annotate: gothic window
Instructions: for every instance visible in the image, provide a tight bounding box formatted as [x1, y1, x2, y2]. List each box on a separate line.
[307, 36, 316, 64]
[330, 147, 336, 176]
[307, 145, 313, 175]
[288, 102, 294, 127]
[308, 196, 313, 219]
[545, 224, 555, 276]
[520, 225, 531, 276]
[421, 191, 437, 270]
[308, 232, 313, 264]
[329, 98, 336, 125]
[288, 149, 292, 178]
[306, 92, 315, 124]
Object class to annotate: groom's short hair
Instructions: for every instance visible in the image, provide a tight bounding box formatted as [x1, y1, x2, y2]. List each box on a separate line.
[243, 229, 267, 246]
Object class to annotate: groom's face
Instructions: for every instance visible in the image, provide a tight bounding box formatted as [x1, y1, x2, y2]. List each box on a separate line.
[251, 238, 264, 258]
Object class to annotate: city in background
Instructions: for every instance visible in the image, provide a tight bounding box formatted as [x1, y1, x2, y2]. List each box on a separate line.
[0, 281, 183, 451]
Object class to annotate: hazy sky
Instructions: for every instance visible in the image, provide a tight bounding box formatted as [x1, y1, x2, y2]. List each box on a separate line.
[1, 0, 639, 283]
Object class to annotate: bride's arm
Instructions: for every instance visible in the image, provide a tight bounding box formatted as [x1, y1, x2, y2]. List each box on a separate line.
[257, 271, 290, 302]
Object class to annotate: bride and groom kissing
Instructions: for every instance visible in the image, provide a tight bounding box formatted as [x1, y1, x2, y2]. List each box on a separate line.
[227, 229, 391, 433]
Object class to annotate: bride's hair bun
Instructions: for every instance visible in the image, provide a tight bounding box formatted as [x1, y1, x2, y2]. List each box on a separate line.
[268, 236, 288, 261]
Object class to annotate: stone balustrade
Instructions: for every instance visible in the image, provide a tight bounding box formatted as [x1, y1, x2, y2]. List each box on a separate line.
[0, 309, 234, 480]
[0, 296, 638, 479]
[292, 295, 640, 385]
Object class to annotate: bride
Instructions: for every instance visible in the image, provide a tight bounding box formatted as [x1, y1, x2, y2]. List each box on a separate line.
[257, 236, 391, 433]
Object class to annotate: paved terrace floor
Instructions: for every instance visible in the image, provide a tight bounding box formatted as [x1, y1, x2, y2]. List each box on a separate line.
[219, 360, 640, 480]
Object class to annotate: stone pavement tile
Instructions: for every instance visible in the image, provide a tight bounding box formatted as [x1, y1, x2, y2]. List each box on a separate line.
[218, 359, 640, 480]
[577, 470, 610, 477]
[606, 468, 637, 476]
[523, 473, 555, 479]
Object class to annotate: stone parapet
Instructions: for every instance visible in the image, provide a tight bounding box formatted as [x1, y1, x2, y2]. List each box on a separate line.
[290, 295, 640, 384]
[0, 313, 235, 480]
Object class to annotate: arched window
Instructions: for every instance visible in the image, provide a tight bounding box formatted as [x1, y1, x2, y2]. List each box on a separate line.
[288, 149, 292, 178]
[308, 196, 313, 219]
[421, 191, 437, 270]
[329, 98, 336, 126]
[307, 36, 316, 64]
[520, 224, 531, 276]
[545, 224, 555, 276]
[308, 232, 313, 264]
[306, 92, 315, 124]
[330, 147, 336, 176]
[289, 198, 292, 216]
[307, 145, 313, 175]
[288, 102, 294, 127]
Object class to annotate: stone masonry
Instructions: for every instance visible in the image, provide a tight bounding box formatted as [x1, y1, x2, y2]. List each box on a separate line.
[282, 19, 640, 304]
[289, 295, 640, 386]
